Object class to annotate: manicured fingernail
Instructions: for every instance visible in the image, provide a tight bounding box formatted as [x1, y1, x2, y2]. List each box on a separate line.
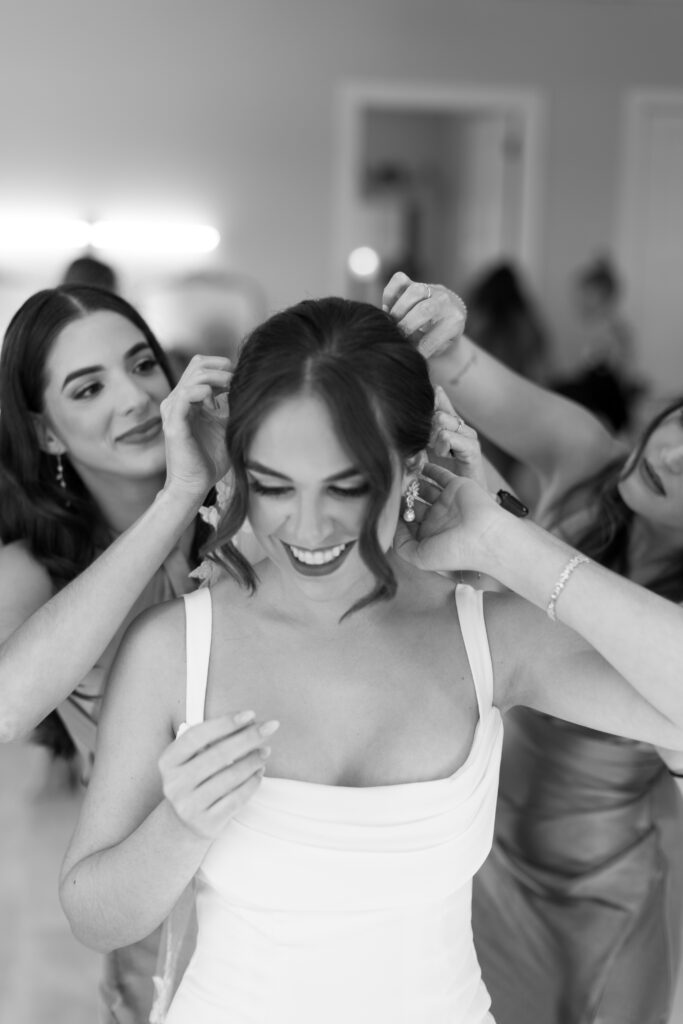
[235, 710, 256, 726]
[382, 304, 388, 312]
[259, 720, 280, 738]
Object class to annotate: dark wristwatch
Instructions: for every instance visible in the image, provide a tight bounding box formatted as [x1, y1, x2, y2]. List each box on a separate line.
[496, 489, 529, 518]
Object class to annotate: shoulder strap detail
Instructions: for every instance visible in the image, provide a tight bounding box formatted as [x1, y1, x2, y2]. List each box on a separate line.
[455, 584, 495, 718]
[182, 588, 213, 726]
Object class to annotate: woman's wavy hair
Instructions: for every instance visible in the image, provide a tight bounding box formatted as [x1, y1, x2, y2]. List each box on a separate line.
[207, 296, 434, 616]
[0, 286, 178, 759]
[548, 396, 683, 602]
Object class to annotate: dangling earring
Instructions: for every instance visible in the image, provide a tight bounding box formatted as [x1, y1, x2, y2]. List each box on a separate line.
[55, 453, 66, 490]
[402, 479, 419, 523]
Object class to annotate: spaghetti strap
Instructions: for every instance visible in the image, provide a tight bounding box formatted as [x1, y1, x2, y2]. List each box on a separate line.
[182, 588, 213, 727]
[455, 584, 495, 718]
[152, 589, 211, 1022]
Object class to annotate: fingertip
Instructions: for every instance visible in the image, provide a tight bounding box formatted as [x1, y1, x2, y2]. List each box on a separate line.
[259, 719, 280, 738]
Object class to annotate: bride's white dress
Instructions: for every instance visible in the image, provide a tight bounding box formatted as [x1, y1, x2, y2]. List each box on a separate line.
[165, 584, 502, 1024]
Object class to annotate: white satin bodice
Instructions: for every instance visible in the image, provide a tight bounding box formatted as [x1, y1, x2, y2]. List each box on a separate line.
[166, 584, 502, 1024]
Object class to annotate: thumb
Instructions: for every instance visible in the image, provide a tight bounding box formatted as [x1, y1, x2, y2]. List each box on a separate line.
[434, 384, 458, 417]
[393, 520, 421, 567]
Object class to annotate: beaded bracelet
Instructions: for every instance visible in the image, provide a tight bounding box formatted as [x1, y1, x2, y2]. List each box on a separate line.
[546, 554, 590, 622]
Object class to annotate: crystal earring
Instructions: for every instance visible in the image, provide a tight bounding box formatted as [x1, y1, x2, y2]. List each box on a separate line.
[55, 453, 66, 489]
[402, 479, 419, 523]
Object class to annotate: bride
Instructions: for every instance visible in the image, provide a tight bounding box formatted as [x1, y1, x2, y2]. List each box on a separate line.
[60, 294, 683, 1024]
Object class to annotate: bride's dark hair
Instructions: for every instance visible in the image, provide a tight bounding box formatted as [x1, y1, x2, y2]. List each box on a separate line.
[208, 296, 434, 614]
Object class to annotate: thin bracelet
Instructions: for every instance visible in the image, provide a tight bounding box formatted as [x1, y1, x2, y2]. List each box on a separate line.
[546, 554, 590, 622]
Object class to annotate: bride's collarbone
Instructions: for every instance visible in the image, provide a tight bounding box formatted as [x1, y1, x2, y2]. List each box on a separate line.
[211, 611, 464, 686]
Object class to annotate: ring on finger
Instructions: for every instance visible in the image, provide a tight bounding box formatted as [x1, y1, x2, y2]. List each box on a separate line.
[424, 284, 432, 301]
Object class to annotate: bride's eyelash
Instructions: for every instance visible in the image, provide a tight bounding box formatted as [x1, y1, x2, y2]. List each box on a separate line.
[249, 480, 290, 496]
[248, 480, 370, 498]
[329, 483, 370, 498]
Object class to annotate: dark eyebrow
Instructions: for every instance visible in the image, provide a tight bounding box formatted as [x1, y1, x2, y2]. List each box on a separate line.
[61, 342, 152, 390]
[245, 460, 363, 482]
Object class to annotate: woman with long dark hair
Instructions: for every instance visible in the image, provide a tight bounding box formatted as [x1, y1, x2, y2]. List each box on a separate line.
[0, 284, 231, 1022]
[60, 294, 683, 1024]
[383, 271, 683, 1023]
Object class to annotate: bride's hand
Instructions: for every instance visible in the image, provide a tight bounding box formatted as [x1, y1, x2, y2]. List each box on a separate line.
[160, 355, 232, 502]
[394, 463, 509, 575]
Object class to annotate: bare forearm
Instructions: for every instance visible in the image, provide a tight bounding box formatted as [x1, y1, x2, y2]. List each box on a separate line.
[482, 517, 683, 730]
[428, 335, 620, 483]
[60, 799, 210, 951]
[0, 487, 199, 740]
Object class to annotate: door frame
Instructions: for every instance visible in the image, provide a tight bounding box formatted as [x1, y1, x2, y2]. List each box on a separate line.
[616, 88, 683, 392]
[331, 79, 546, 294]
[616, 87, 683, 318]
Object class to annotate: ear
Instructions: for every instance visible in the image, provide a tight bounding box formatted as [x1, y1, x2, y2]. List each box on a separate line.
[401, 450, 427, 490]
[30, 413, 66, 456]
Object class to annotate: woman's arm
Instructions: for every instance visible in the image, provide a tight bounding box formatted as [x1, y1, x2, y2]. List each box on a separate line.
[383, 272, 626, 504]
[398, 465, 683, 747]
[0, 356, 230, 742]
[60, 601, 274, 951]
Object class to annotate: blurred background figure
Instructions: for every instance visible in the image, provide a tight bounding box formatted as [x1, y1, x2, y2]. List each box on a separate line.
[463, 259, 551, 501]
[145, 268, 268, 377]
[60, 253, 120, 293]
[553, 255, 642, 433]
[464, 260, 550, 384]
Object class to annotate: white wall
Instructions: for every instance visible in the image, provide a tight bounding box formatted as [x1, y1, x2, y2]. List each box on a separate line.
[1, 0, 683, 362]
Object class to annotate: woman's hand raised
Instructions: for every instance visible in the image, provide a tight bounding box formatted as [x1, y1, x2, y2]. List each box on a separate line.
[382, 272, 467, 360]
[395, 463, 509, 576]
[160, 355, 232, 503]
[159, 712, 279, 841]
[429, 386, 487, 488]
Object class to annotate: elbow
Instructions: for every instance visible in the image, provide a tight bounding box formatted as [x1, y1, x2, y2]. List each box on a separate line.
[70, 923, 117, 954]
[59, 877, 118, 954]
[0, 711, 28, 744]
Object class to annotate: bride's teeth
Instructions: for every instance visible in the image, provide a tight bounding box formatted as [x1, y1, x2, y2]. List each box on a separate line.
[290, 543, 347, 565]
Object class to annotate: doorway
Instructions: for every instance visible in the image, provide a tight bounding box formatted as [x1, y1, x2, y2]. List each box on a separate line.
[333, 81, 545, 305]
[617, 89, 683, 402]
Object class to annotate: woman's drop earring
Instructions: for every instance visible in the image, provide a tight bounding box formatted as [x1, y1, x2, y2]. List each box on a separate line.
[402, 479, 419, 522]
[55, 453, 66, 489]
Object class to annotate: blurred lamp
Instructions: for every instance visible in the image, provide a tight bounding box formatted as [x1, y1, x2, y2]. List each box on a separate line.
[348, 246, 380, 279]
[0, 217, 220, 255]
[0, 218, 90, 251]
[91, 221, 220, 254]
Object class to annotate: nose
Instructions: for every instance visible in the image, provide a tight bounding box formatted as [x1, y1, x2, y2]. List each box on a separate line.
[289, 494, 333, 549]
[113, 370, 152, 416]
[661, 442, 683, 474]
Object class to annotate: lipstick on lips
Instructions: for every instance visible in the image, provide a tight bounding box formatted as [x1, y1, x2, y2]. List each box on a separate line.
[640, 457, 666, 495]
[116, 417, 163, 444]
[281, 540, 356, 577]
